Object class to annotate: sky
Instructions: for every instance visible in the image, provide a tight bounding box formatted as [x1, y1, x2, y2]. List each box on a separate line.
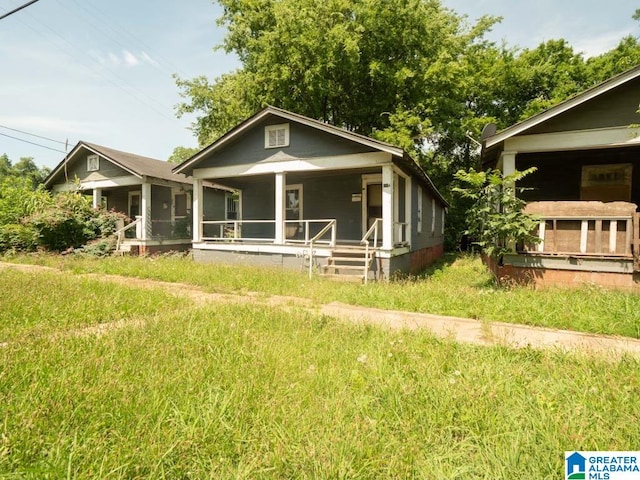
[0, 0, 638, 170]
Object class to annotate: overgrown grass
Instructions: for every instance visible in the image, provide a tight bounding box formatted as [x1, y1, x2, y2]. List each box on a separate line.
[0, 268, 188, 343]
[6, 253, 640, 338]
[1, 274, 639, 478]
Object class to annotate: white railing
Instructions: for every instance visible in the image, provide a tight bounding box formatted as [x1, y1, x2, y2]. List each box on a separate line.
[307, 219, 338, 278]
[114, 217, 142, 252]
[360, 218, 382, 284]
[201, 219, 275, 242]
[202, 219, 337, 247]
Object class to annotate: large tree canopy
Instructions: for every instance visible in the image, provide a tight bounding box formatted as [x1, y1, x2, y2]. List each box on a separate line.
[176, 0, 499, 155]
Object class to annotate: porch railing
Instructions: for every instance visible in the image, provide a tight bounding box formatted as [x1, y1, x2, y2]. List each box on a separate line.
[526, 214, 635, 257]
[361, 218, 382, 285]
[114, 217, 142, 252]
[307, 219, 338, 279]
[201, 219, 337, 246]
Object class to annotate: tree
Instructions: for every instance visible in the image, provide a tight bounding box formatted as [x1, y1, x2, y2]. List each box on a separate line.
[175, 0, 499, 156]
[168, 146, 200, 164]
[0, 153, 50, 188]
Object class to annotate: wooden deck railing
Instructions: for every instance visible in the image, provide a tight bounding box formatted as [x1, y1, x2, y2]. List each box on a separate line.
[522, 202, 639, 267]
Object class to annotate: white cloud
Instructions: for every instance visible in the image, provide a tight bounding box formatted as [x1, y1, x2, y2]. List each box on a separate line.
[141, 51, 160, 67]
[123, 50, 140, 67]
[574, 29, 634, 58]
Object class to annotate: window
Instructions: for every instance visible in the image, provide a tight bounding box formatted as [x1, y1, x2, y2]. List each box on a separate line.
[265, 123, 290, 148]
[87, 154, 99, 172]
[174, 193, 189, 218]
[581, 164, 632, 202]
[431, 198, 436, 234]
[417, 186, 423, 233]
[285, 185, 303, 221]
[225, 192, 240, 220]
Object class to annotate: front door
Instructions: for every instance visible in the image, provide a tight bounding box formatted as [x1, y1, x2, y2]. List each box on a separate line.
[128, 191, 141, 219]
[362, 174, 383, 241]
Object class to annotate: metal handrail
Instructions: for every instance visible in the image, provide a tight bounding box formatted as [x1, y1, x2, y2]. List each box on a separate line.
[308, 219, 337, 278]
[115, 217, 142, 252]
[360, 218, 382, 285]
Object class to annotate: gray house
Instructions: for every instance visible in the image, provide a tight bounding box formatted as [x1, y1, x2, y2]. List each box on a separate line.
[481, 64, 640, 288]
[45, 141, 226, 254]
[173, 106, 447, 280]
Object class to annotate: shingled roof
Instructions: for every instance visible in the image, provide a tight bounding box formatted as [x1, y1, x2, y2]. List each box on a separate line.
[44, 141, 191, 187]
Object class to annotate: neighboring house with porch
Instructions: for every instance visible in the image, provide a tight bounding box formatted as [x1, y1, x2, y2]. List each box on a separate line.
[481, 64, 640, 288]
[44, 141, 226, 254]
[173, 106, 447, 281]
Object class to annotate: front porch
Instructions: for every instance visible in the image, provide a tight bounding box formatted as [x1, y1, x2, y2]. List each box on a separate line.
[191, 164, 416, 280]
[490, 201, 640, 289]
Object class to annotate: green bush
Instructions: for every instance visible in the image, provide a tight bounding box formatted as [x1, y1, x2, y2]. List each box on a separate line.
[0, 223, 38, 252]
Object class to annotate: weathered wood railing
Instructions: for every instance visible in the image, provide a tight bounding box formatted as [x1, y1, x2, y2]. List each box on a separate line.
[522, 202, 638, 263]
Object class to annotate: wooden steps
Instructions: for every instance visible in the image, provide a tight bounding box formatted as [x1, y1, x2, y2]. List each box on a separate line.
[320, 247, 375, 282]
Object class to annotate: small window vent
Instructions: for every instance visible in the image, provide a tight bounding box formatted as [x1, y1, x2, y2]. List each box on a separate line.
[87, 154, 99, 172]
[265, 123, 289, 148]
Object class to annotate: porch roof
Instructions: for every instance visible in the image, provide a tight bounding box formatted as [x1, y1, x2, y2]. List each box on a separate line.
[44, 141, 192, 188]
[482, 63, 640, 155]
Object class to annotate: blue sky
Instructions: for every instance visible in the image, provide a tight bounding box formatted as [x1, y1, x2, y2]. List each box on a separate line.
[0, 0, 637, 170]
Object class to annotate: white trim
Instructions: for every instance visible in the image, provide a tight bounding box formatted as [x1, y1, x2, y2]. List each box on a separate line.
[87, 154, 99, 172]
[382, 165, 394, 250]
[405, 176, 412, 243]
[141, 183, 151, 241]
[285, 183, 303, 221]
[128, 190, 141, 219]
[485, 65, 640, 148]
[501, 151, 516, 176]
[431, 198, 436, 235]
[192, 152, 393, 179]
[193, 179, 203, 242]
[265, 123, 290, 148]
[51, 175, 142, 192]
[503, 126, 640, 154]
[361, 173, 382, 237]
[192, 242, 407, 257]
[171, 189, 191, 221]
[274, 172, 286, 244]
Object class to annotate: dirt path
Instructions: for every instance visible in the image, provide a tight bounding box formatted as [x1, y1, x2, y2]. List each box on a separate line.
[3, 261, 640, 358]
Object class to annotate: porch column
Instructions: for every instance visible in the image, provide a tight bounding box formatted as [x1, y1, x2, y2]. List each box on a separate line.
[141, 182, 151, 241]
[501, 151, 516, 177]
[274, 172, 286, 244]
[192, 179, 203, 243]
[92, 188, 102, 209]
[404, 176, 412, 246]
[382, 164, 394, 250]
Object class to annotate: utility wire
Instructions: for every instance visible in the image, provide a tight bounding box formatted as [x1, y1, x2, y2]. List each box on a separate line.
[0, 0, 40, 21]
[0, 124, 68, 146]
[0, 132, 67, 154]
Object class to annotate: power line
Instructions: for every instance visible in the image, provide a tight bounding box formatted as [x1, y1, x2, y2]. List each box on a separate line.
[0, 0, 40, 21]
[0, 124, 68, 146]
[0, 132, 67, 154]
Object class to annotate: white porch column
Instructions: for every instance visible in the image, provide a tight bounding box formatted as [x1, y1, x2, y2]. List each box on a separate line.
[404, 176, 412, 246]
[92, 188, 102, 209]
[382, 164, 394, 250]
[192, 179, 203, 243]
[274, 172, 286, 244]
[501, 151, 516, 177]
[141, 182, 151, 241]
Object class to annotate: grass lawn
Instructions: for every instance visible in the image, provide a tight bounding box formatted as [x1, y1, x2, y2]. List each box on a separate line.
[1, 268, 639, 478]
[6, 252, 640, 339]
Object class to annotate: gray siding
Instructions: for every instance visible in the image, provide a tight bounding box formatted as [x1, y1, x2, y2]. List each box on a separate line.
[197, 116, 377, 170]
[106, 189, 129, 214]
[527, 79, 640, 135]
[56, 147, 130, 184]
[411, 182, 445, 250]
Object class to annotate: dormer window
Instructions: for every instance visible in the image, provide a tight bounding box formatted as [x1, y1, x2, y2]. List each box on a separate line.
[87, 154, 100, 172]
[265, 123, 289, 148]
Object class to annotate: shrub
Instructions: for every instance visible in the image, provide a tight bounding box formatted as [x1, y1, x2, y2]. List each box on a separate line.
[0, 223, 38, 252]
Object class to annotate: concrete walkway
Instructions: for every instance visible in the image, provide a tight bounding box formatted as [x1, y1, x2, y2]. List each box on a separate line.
[3, 261, 640, 358]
